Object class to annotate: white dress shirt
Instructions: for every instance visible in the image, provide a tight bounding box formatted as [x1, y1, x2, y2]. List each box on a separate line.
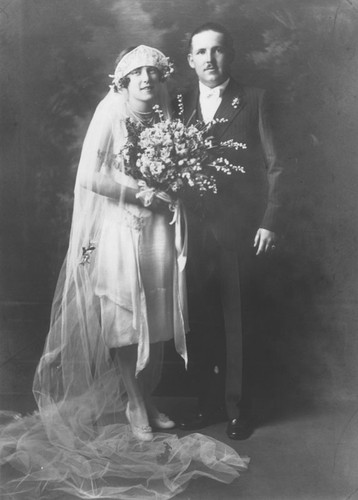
[199, 78, 230, 123]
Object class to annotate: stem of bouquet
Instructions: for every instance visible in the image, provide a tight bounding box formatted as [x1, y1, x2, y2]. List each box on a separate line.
[153, 105, 165, 122]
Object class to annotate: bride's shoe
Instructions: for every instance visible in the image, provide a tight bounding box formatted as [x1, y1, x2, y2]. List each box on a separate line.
[149, 412, 176, 430]
[125, 405, 153, 442]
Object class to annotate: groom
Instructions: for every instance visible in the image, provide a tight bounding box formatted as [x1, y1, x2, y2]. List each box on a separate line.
[178, 22, 286, 439]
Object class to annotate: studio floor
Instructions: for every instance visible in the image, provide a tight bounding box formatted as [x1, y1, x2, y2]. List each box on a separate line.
[1, 395, 357, 500]
[165, 398, 358, 500]
[1, 304, 358, 500]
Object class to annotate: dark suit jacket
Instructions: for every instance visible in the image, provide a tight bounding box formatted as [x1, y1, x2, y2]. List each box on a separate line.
[181, 78, 286, 251]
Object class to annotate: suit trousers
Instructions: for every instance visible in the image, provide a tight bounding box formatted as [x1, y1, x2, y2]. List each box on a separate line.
[186, 226, 256, 420]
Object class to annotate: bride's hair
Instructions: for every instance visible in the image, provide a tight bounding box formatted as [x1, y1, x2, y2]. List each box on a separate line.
[113, 46, 138, 90]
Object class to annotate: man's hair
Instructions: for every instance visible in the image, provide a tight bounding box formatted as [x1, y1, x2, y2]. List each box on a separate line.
[188, 22, 234, 53]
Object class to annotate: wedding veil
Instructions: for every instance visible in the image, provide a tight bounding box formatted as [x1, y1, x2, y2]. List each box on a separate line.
[0, 46, 248, 500]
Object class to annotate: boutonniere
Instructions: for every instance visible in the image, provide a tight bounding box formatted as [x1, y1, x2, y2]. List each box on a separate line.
[232, 97, 240, 109]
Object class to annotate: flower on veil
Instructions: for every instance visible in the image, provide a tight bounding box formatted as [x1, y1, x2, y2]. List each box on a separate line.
[157, 442, 173, 465]
[120, 95, 246, 201]
[80, 241, 96, 265]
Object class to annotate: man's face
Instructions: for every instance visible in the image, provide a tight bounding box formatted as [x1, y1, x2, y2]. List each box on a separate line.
[188, 30, 233, 88]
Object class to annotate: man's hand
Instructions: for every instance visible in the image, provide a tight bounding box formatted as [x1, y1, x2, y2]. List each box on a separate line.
[254, 228, 278, 255]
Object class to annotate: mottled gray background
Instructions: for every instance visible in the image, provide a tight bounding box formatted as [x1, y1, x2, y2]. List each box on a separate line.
[1, 0, 358, 406]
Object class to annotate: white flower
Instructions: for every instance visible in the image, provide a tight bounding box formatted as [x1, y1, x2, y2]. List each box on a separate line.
[232, 97, 240, 109]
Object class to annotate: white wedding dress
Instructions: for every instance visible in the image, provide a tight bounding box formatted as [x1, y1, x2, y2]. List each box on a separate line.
[0, 89, 249, 500]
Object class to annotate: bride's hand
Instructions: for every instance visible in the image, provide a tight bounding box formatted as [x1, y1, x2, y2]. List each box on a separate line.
[136, 187, 173, 213]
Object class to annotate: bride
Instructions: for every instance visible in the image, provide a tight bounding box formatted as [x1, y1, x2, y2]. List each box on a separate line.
[0, 45, 248, 500]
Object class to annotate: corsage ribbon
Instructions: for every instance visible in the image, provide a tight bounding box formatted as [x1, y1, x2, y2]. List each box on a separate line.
[136, 181, 188, 272]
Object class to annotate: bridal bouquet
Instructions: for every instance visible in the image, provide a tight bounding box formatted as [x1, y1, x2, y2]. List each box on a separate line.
[121, 98, 246, 205]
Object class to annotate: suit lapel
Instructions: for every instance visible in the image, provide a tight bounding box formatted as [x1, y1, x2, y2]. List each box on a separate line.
[182, 79, 246, 133]
[213, 80, 246, 139]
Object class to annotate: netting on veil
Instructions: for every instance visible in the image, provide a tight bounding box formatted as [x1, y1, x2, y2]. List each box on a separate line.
[0, 86, 249, 500]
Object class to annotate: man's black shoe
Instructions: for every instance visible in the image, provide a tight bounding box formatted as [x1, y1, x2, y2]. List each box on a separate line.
[178, 410, 227, 431]
[226, 417, 254, 440]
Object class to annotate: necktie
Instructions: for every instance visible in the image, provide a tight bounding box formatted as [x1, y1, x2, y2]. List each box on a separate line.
[200, 87, 222, 123]
[202, 87, 221, 99]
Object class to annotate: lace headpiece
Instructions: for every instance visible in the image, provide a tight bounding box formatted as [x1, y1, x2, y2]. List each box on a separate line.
[109, 45, 174, 90]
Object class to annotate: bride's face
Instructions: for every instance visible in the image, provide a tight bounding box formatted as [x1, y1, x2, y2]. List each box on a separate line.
[127, 66, 161, 108]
